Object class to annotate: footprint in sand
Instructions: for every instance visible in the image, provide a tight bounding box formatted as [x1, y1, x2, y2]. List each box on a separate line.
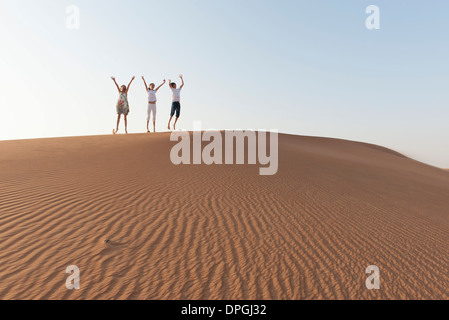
[103, 239, 126, 247]
[99, 239, 128, 256]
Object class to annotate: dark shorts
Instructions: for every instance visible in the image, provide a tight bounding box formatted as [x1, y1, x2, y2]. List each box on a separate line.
[170, 101, 181, 118]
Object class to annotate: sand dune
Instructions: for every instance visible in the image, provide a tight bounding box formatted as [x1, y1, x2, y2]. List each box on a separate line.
[0, 132, 449, 300]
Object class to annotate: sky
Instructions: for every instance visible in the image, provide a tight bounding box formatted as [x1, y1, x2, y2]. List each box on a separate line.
[0, 0, 448, 168]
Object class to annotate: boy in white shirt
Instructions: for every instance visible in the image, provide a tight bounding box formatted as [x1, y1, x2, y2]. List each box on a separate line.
[167, 75, 184, 130]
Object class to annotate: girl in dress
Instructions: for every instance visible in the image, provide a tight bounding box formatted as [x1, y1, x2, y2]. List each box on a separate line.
[111, 76, 135, 134]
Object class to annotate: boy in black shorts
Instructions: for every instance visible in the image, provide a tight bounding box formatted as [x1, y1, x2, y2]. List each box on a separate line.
[168, 75, 184, 130]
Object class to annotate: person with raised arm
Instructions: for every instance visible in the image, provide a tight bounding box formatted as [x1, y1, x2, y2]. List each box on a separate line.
[167, 75, 185, 131]
[142, 76, 166, 133]
[111, 76, 135, 134]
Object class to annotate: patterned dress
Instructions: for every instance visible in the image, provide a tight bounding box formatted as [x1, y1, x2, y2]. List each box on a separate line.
[116, 92, 129, 115]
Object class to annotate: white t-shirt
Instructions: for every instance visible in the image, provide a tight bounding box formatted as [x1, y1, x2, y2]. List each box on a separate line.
[170, 87, 182, 102]
[147, 89, 157, 102]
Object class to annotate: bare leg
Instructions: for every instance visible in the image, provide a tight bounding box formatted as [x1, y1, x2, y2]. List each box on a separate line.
[153, 120, 156, 133]
[116, 114, 121, 133]
[168, 116, 173, 130]
[147, 120, 150, 133]
[173, 117, 179, 130]
[124, 115, 128, 134]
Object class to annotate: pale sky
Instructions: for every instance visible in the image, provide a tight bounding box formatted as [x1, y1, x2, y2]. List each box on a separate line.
[0, 0, 448, 168]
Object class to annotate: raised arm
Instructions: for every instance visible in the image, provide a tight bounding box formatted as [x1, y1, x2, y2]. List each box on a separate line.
[126, 76, 135, 93]
[155, 79, 166, 92]
[111, 77, 120, 92]
[180, 75, 185, 89]
[142, 76, 148, 90]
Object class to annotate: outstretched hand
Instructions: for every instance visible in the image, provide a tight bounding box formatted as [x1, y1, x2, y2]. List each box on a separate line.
[111, 77, 116, 81]
[132, 76, 135, 80]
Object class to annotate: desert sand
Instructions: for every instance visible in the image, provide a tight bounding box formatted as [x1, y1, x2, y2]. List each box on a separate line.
[0, 132, 448, 300]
